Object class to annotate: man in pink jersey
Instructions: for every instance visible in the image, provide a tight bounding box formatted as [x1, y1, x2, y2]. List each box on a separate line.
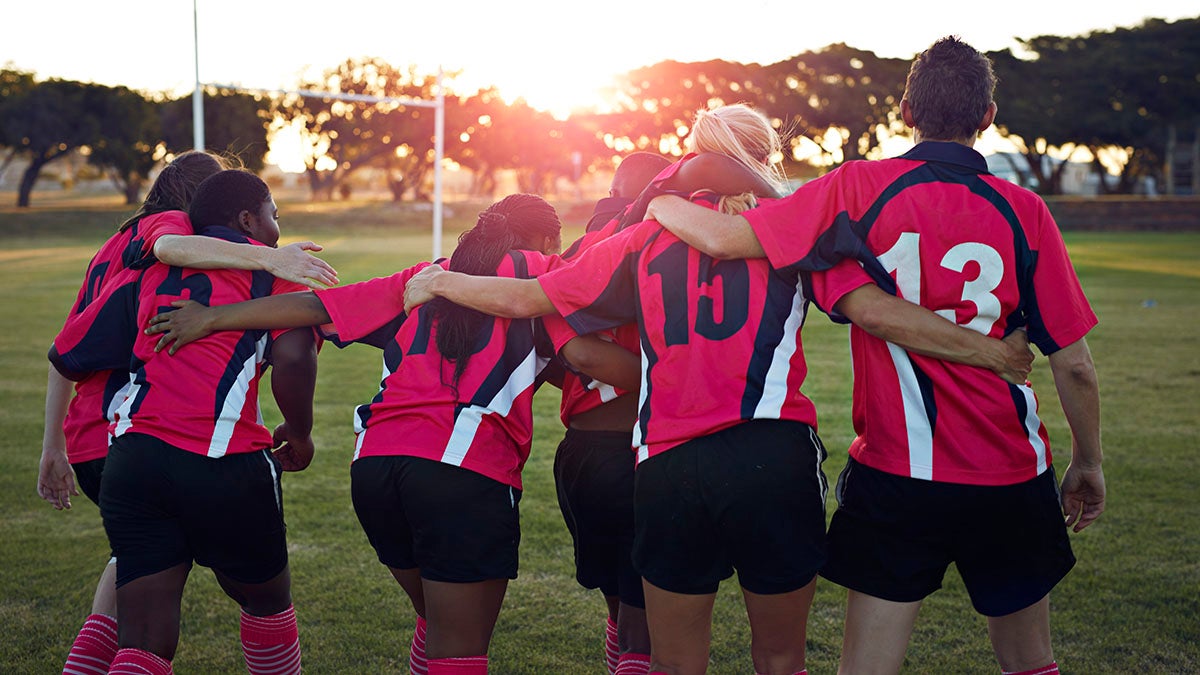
[644, 36, 1104, 675]
[51, 169, 319, 675]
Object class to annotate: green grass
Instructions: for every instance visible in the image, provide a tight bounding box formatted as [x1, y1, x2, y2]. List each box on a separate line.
[1, 197, 1197, 673]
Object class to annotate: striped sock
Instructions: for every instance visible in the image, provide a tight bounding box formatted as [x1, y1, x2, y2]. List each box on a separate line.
[62, 613, 118, 675]
[240, 605, 301, 675]
[427, 655, 488, 674]
[1003, 663, 1059, 675]
[604, 616, 620, 675]
[614, 652, 651, 675]
[107, 648, 172, 675]
[409, 616, 428, 675]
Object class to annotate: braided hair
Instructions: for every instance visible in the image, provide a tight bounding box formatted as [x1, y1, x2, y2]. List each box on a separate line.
[430, 193, 561, 384]
[118, 150, 231, 232]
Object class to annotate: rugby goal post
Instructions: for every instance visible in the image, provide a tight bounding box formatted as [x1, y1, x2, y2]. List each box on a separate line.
[192, 0, 446, 258]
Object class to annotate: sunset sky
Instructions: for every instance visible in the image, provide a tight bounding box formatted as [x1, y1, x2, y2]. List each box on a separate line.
[5, 1, 1195, 114]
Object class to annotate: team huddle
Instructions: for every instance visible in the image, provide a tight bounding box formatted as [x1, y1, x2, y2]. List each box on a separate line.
[39, 37, 1104, 675]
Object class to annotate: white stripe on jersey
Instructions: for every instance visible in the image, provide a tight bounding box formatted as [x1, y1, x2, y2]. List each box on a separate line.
[261, 449, 282, 512]
[753, 279, 808, 419]
[887, 341, 934, 480]
[808, 425, 829, 509]
[633, 350, 650, 457]
[1016, 382, 1048, 474]
[207, 334, 268, 458]
[112, 375, 138, 437]
[440, 348, 544, 467]
[351, 357, 394, 461]
[588, 379, 620, 403]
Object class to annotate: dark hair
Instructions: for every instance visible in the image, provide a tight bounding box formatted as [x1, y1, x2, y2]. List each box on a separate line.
[187, 169, 271, 231]
[430, 193, 561, 383]
[903, 36, 997, 141]
[118, 150, 229, 232]
[610, 152, 671, 199]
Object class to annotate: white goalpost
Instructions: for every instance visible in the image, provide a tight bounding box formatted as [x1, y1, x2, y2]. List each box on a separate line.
[191, 0, 447, 258]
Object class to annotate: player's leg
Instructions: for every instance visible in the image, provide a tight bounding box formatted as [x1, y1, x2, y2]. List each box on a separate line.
[821, 458, 957, 675]
[957, 469, 1073, 675]
[193, 449, 299, 675]
[387, 566, 429, 674]
[742, 581, 818, 675]
[839, 591, 922, 674]
[718, 421, 828, 675]
[63, 458, 122, 672]
[421, 577, 509, 658]
[987, 596, 1056, 673]
[641, 581, 716, 675]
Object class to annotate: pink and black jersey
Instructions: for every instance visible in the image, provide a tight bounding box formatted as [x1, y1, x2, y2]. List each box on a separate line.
[53, 227, 309, 458]
[748, 141, 1096, 485]
[538, 204, 818, 465]
[314, 251, 576, 489]
[55, 211, 192, 463]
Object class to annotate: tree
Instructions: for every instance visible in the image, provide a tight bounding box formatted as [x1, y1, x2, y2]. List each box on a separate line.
[0, 78, 101, 207]
[275, 58, 442, 201]
[159, 89, 271, 172]
[86, 85, 161, 205]
[0, 68, 37, 178]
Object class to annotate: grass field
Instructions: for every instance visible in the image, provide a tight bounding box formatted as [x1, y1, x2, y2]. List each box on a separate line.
[1, 196, 1198, 673]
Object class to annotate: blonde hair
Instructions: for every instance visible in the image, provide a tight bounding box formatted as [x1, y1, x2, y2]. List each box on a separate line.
[685, 103, 788, 213]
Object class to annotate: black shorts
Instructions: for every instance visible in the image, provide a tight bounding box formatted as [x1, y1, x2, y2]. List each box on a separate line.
[100, 433, 289, 589]
[554, 428, 642, 608]
[632, 419, 828, 596]
[822, 457, 1076, 617]
[72, 457, 106, 507]
[351, 455, 522, 583]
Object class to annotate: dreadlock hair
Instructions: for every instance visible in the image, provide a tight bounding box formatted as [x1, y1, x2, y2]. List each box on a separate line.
[903, 36, 997, 142]
[118, 150, 230, 232]
[187, 169, 271, 232]
[685, 103, 789, 214]
[430, 193, 561, 384]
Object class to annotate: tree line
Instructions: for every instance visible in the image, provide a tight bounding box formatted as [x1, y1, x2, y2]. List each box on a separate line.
[2, 16, 1196, 207]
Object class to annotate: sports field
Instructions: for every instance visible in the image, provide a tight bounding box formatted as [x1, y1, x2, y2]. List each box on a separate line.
[1, 198, 1197, 673]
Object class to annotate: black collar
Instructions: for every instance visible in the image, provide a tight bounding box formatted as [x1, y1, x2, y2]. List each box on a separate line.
[899, 141, 988, 173]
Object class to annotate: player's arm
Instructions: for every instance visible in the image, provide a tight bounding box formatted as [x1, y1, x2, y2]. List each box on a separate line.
[560, 335, 642, 394]
[664, 152, 782, 198]
[146, 292, 332, 355]
[402, 264, 555, 317]
[38, 365, 78, 510]
[644, 194, 766, 259]
[266, 327, 319, 472]
[835, 285, 1034, 384]
[1048, 337, 1105, 532]
[154, 235, 339, 289]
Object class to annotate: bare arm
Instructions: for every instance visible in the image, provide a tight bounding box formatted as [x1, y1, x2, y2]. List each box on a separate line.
[663, 152, 781, 198]
[1048, 338, 1105, 532]
[835, 285, 1033, 384]
[38, 365, 78, 510]
[644, 195, 766, 260]
[267, 328, 319, 472]
[145, 292, 331, 355]
[560, 335, 642, 393]
[154, 235, 339, 289]
[402, 264, 555, 317]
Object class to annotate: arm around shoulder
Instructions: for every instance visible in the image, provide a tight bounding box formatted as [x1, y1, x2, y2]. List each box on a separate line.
[644, 195, 765, 259]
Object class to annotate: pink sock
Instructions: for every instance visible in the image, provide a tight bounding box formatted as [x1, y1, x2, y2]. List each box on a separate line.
[63, 613, 118, 674]
[1003, 664, 1059, 675]
[107, 647, 173, 674]
[427, 655, 488, 674]
[240, 605, 301, 675]
[614, 652, 651, 675]
[605, 616, 620, 675]
[409, 616, 428, 675]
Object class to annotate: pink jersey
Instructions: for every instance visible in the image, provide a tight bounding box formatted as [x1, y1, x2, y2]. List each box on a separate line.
[315, 251, 576, 489]
[55, 211, 191, 463]
[748, 141, 1097, 485]
[55, 227, 309, 458]
[538, 208, 818, 465]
